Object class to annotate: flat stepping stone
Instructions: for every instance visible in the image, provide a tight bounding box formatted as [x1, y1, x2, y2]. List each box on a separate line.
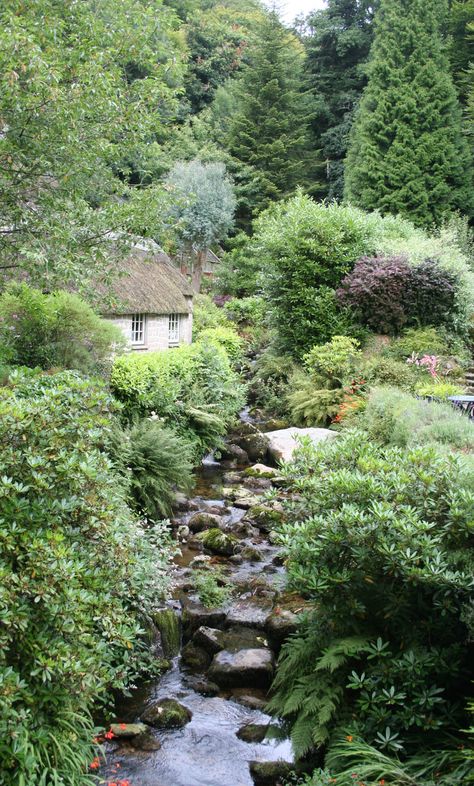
[226, 600, 272, 630]
[208, 648, 275, 688]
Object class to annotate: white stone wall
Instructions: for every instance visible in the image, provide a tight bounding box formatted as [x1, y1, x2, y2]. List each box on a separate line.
[107, 312, 193, 352]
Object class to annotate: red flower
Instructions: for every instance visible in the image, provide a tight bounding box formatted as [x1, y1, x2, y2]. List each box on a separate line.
[89, 757, 101, 770]
[119, 723, 127, 729]
[104, 730, 115, 739]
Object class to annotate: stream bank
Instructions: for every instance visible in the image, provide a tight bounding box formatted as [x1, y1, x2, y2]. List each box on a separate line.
[102, 420, 313, 786]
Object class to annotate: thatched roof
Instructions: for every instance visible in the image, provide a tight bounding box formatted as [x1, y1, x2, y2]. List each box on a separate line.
[101, 245, 194, 316]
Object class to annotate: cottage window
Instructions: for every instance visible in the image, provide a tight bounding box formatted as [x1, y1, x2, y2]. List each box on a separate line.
[131, 313, 146, 345]
[168, 313, 180, 345]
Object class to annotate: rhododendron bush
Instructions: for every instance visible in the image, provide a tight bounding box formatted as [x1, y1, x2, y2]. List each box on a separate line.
[0, 370, 174, 785]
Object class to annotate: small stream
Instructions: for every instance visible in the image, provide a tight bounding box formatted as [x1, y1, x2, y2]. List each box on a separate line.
[102, 433, 299, 786]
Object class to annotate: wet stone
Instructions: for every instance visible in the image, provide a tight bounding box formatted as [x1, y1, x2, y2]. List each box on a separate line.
[266, 609, 299, 650]
[231, 688, 268, 710]
[181, 599, 227, 639]
[240, 545, 263, 562]
[183, 675, 220, 696]
[109, 722, 149, 739]
[141, 698, 192, 729]
[219, 443, 249, 464]
[225, 600, 272, 630]
[237, 723, 270, 743]
[181, 641, 212, 672]
[208, 648, 275, 688]
[188, 512, 223, 533]
[192, 625, 224, 655]
[197, 528, 239, 556]
[250, 760, 294, 786]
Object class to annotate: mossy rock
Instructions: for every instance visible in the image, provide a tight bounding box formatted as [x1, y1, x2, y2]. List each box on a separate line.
[246, 505, 285, 531]
[141, 698, 192, 729]
[152, 608, 180, 658]
[181, 641, 212, 672]
[188, 512, 223, 533]
[237, 723, 269, 743]
[197, 528, 239, 556]
[249, 761, 294, 785]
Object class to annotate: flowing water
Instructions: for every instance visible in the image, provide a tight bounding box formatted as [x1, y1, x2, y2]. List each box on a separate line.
[103, 452, 295, 786]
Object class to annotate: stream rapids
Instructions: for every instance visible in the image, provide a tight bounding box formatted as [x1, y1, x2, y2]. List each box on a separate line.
[103, 427, 298, 786]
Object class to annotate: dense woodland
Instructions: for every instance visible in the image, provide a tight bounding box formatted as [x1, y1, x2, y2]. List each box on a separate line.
[1, 1, 474, 785]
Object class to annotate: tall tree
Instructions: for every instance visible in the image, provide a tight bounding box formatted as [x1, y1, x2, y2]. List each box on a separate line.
[304, 0, 379, 199]
[345, 0, 473, 226]
[165, 160, 236, 291]
[228, 11, 318, 226]
[449, 0, 474, 103]
[0, 0, 184, 289]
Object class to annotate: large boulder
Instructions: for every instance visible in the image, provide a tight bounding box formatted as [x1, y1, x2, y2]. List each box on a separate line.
[208, 648, 275, 688]
[197, 528, 239, 556]
[181, 599, 227, 639]
[225, 600, 272, 630]
[230, 423, 270, 462]
[188, 512, 223, 533]
[265, 427, 337, 463]
[141, 698, 192, 729]
[181, 641, 212, 672]
[266, 609, 299, 651]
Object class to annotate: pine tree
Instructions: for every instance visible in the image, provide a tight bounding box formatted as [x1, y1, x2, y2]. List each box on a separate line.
[305, 0, 379, 199]
[228, 11, 317, 225]
[449, 0, 474, 103]
[345, 0, 473, 226]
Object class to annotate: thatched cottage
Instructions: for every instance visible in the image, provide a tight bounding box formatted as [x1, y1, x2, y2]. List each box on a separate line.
[103, 241, 194, 351]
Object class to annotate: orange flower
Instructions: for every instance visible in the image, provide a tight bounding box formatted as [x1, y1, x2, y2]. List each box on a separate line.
[104, 730, 115, 739]
[380, 781, 386, 785]
[346, 734, 354, 742]
[89, 757, 100, 770]
[119, 723, 127, 729]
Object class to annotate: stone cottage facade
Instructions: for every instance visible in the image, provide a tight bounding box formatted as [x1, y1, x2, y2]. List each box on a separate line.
[102, 242, 193, 352]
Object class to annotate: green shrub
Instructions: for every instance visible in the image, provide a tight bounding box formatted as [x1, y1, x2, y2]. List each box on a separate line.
[0, 283, 124, 375]
[110, 339, 245, 455]
[270, 432, 473, 758]
[109, 418, 194, 519]
[304, 336, 361, 387]
[196, 325, 245, 366]
[192, 293, 229, 334]
[0, 370, 174, 785]
[415, 380, 465, 400]
[248, 350, 298, 417]
[256, 194, 380, 357]
[387, 327, 457, 360]
[359, 355, 420, 392]
[223, 295, 267, 328]
[362, 386, 474, 451]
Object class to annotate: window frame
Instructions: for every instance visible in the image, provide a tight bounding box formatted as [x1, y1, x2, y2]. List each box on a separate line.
[168, 313, 180, 346]
[131, 313, 146, 346]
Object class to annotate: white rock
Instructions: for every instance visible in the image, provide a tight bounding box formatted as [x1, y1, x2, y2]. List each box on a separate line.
[265, 427, 337, 463]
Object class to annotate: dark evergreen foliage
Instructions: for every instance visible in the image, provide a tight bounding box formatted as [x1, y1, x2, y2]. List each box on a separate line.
[228, 12, 318, 226]
[345, 0, 473, 226]
[304, 0, 379, 199]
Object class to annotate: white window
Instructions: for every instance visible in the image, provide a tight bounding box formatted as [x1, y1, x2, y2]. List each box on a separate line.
[131, 313, 146, 345]
[168, 313, 180, 345]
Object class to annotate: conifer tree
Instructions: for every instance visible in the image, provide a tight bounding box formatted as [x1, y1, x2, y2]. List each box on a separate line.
[305, 0, 379, 199]
[345, 0, 473, 226]
[228, 11, 317, 225]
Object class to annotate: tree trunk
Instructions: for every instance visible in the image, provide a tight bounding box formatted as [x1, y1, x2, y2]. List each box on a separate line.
[192, 249, 206, 292]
